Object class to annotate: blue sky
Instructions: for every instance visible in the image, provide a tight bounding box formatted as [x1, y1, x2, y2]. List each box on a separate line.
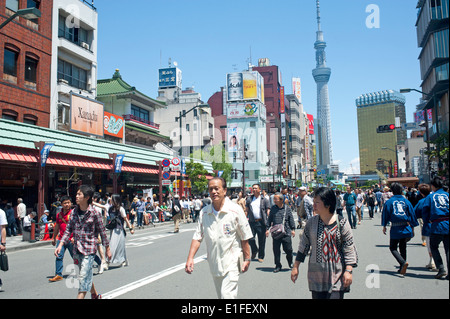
[96, 0, 423, 175]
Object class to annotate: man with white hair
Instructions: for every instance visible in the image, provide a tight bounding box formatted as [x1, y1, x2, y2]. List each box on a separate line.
[297, 187, 313, 228]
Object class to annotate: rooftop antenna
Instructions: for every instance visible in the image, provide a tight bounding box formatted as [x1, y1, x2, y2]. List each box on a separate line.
[168, 57, 172, 67]
[316, 0, 321, 32]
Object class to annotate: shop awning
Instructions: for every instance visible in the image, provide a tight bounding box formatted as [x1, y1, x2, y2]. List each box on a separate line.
[0, 145, 160, 173]
[0, 119, 215, 178]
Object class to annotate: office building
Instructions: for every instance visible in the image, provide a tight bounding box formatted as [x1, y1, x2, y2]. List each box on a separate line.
[356, 90, 407, 176]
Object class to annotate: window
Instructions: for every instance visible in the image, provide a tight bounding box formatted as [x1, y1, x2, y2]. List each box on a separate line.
[58, 15, 90, 48]
[435, 63, 449, 81]
[26, 0, 40, 24]
[131, 105, 149, 122]
[23, 114, 37, 125]
[434, 29, 449, 58]
[5, 0, 18, 12]
[25, 56, 38, 83]
[2, 109, 18, 121]
[4, 48, 18, 77]
[57, 59, 88, 90]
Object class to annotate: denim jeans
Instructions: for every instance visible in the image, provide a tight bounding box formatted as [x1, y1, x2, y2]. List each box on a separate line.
[73, 253, 95, 293]
[55, 240, 74, 276]
[346, 205, 357, 229]
[137, 211, 144, 227]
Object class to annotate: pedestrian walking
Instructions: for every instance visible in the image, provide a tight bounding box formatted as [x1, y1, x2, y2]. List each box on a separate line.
[4, 203, 16, 237]
[335, 190, 344, 217]
[291, 187, 358, 299]
[356, 189, 365, 225]
[135, 195, 146, 229]
[172, 194, 182, 233]
[0, 207, 7, 290]
[343, 187, 357, 229]
[414, 183, 436, 270]
[49, 195, 74, 282]
[16, 198, 26, 235]
[246, 184, 270, 262]
[265, 192, 295, 273]
[421, 176, 449, 280]
[193, 197, 202, 223]
[366, 189, 377, 219]
[185, 177, 253, 299]
[107, 194, 134, 268]
[381, 182, 419, 277]
[54, 185, 111, 299]
[297, 187, 314, 229]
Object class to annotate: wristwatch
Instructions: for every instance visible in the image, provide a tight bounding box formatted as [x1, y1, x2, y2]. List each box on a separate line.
[0, 243, 5, 246]
[345, 269, 352, 274]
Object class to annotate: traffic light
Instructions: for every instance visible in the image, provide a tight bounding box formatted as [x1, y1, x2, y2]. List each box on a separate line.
[376, 124, 395, 133]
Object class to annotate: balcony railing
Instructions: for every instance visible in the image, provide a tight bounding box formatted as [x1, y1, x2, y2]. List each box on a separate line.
[123, 114, 160, 130]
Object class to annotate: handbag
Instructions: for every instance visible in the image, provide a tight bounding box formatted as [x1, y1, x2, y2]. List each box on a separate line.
[0, 251, 9, 272]
[270, 209, 286, 240]
[105, 217, 118, 230]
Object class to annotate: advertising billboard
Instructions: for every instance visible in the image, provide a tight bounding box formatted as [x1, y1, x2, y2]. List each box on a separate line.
[227, 71, 264, 103]
[227, 73, 243, 101]
[292, 77, 302, 102]
[307, 114, 314, 135]
[104, 111, 125, 139]
[158, 67, 182, 88]
[227, 101, 261, 119]
[227, 123, 239, 153]
[70, 92, 104, 137]
[280, 86, 285, 113]
[243, 72, 258, 100]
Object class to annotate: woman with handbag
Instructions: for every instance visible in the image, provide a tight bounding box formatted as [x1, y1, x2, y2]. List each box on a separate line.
[266, 193, 296, 273]
[291, 187, 358, 299]
[107, 194, 134, 268]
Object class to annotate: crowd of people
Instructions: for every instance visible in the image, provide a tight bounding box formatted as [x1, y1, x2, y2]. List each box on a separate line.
[0, 175, 448, 299]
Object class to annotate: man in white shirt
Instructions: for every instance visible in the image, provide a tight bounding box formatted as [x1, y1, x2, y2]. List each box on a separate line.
[185, 177, 253, 299]
[16, 198, 26, 234]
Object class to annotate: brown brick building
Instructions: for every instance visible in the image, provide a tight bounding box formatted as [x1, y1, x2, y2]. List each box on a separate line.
[0, 0, 52, 127]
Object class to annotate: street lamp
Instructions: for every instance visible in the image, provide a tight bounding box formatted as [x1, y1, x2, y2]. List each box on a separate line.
[378, 158, 393, 178]
[400, 87, 442, 179]
[0, 7, 41, 29]
[175, 103, 209, 197]
[381, 147, 399, 177]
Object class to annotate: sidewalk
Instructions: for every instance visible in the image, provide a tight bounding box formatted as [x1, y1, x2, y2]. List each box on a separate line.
[5, 219, 176, 253]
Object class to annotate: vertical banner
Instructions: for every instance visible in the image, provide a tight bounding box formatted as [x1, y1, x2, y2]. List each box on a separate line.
[280, 86, 285, 113]
[40, 143, 54, 167]
[307, 114, 315, 135]
[114, 154, 125, 173]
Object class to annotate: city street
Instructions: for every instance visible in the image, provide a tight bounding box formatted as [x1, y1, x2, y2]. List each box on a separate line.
[0, 207, 448, 300]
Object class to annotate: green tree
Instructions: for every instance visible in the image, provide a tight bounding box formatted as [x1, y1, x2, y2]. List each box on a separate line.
[427, 133, 449, 177]
[185, 161, 208, 194]
[190, 144, 233, 185]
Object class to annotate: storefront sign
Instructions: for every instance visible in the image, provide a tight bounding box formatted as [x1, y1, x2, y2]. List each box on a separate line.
[70, 92, 104, 137]
[104, 111, 124, 139]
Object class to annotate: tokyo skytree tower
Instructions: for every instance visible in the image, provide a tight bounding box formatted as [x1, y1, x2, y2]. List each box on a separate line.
[312, 0, 333, 167]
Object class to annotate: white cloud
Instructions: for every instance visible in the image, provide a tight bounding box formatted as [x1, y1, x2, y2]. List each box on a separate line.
[342, 157, 360, 175]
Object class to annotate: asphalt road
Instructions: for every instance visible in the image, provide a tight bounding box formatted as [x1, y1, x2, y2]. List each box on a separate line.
[0, 207, 448, 300]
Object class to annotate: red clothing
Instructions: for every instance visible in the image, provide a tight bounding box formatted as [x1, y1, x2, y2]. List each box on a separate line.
[56, 209, 73, 240]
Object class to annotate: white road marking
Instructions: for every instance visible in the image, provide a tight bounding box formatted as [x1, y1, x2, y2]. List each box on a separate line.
[102, 254, 207, 299]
